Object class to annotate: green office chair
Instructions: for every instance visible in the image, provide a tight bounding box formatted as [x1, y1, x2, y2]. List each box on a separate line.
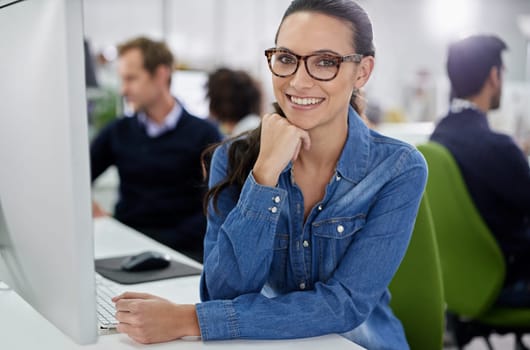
[389, 195, 445, 350]
[417, 141, 530, 350]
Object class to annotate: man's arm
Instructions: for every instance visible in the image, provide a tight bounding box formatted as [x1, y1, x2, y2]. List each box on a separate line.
[90, 122, 117, 217]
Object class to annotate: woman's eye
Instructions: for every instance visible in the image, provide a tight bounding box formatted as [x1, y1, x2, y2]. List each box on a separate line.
[316, 56, 339, 67]
[278, 54, 297, 65]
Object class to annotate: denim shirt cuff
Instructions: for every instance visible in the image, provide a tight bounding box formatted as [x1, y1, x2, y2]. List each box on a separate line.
[236, 172, 288, 220]
[196, 300, 240, 340]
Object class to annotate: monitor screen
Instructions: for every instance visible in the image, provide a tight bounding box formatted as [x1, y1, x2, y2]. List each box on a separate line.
[0, 0, 98, 345]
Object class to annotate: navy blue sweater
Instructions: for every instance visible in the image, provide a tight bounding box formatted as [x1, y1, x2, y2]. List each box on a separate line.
[90, 108, 221, 249]
[430, 108, 530, 260]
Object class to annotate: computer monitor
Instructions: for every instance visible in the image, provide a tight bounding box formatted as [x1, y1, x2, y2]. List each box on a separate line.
[0, 0, 97, 345]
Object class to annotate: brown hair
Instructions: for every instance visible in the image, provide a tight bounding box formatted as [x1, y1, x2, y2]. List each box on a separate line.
[206, 67, 262, 124]
[118, 36, 174, 86]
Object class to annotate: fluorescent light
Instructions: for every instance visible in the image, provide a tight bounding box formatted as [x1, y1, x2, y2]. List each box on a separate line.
[427, 0, 477, 40]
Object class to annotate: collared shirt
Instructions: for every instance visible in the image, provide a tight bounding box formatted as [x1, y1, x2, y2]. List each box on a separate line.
[196, 107, 427, 349]
[450, 98, 481, 114]
[137, 100, 183, 137]
[90, 105, 222, 250]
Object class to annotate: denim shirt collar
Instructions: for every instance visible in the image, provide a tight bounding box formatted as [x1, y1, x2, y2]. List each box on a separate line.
[280, 106, 370, 185]
[336, 107, 371, 184]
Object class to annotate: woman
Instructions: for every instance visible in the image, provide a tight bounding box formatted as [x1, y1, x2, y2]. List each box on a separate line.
[113, 0, 427, 348]
[206, 67, 262, 136]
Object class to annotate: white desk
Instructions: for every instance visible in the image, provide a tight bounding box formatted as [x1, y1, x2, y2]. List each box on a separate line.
[0, 217, 364, 350]
[376, 121, 434, 146]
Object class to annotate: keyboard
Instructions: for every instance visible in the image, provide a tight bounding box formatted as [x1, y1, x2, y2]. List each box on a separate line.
[96, 274, 119, 329]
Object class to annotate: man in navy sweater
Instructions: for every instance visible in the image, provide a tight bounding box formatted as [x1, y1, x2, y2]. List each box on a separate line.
[431, 35, 530, 306]
[90, 37, 221, 262]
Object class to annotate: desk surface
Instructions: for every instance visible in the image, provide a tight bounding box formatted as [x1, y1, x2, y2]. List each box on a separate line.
[0, 217, 364, 349]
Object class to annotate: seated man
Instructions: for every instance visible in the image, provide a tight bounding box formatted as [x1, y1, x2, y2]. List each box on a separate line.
[430, 35, 530, 306]
[90, 37, 221, 262]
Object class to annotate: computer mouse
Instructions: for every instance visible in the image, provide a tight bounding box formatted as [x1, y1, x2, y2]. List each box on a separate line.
[120, 251, 171, 272]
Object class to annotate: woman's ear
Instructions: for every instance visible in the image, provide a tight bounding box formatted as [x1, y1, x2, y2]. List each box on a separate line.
[354, 56, 375, 89]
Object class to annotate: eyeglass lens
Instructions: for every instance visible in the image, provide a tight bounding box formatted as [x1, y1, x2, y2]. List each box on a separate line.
[269, 51, 340, 80]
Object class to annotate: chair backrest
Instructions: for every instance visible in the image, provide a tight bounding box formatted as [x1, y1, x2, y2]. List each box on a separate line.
[417, 142, 505, 317]
[390, 195, 444, 350]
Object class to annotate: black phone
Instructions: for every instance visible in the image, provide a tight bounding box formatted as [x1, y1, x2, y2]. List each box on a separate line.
[272, 102, 287, 118]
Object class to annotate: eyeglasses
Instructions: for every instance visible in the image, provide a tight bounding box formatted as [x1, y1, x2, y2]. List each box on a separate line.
[264, 48, 364, 82]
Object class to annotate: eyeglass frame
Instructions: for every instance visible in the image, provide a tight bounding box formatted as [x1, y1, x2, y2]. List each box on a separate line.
[264, 47, 364, 82]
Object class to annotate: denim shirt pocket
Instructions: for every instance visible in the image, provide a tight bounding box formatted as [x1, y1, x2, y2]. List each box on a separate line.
[312, 215, 366, 281]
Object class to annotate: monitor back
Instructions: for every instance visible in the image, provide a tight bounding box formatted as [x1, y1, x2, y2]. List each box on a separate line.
[0, 0, 97, 344]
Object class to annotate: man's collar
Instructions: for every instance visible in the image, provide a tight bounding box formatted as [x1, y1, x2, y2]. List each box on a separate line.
[450, 98, 481, 114]
[137, 99, 183, 137]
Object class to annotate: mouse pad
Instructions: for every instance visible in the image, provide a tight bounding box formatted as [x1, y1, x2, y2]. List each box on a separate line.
[95, 255, 202, 285]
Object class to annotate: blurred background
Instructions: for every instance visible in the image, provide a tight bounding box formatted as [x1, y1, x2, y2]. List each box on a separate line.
[83, 0, 530, 147]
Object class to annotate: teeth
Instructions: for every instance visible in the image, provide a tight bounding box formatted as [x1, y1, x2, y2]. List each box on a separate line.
[290, 96, 323, 105]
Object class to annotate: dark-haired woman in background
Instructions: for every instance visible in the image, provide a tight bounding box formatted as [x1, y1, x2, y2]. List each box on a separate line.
[113, 1, 427, 348]
[206, 67, 262, 136]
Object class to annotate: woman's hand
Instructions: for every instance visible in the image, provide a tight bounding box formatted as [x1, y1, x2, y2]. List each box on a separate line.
[253, 113, 311, 186]
[112, 292, 200, 344]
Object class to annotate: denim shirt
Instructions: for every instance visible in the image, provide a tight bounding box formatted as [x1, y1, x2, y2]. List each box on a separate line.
[196, 107, 427, 349]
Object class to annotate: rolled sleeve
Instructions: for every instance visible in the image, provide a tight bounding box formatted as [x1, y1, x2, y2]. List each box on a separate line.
[196, 300, 240, 340]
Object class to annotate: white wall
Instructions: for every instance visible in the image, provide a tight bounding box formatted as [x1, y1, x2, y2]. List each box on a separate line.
[83, 0, 530, 116]
[83, 0, 289, 72]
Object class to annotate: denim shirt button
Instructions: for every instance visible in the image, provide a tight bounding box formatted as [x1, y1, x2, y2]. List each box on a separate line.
[273, 195, 281, 203]
[337, 225, 344, 233]
[335, 174, 341, 181]
[269, 206, 278, 213]
[317, 205, 323, 211]
[303, 240, 309, 248]
[299, 282, 306, 290]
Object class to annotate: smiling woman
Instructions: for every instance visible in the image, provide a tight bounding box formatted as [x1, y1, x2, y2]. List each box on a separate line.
[112, 1, 428, 349]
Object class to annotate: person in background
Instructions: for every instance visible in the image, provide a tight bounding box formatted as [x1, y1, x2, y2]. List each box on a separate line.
[112, 1, 427, 348]
[90, 36, 221, 262]
[430, 34, 530, 306]
[206, 67, 262, 137]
